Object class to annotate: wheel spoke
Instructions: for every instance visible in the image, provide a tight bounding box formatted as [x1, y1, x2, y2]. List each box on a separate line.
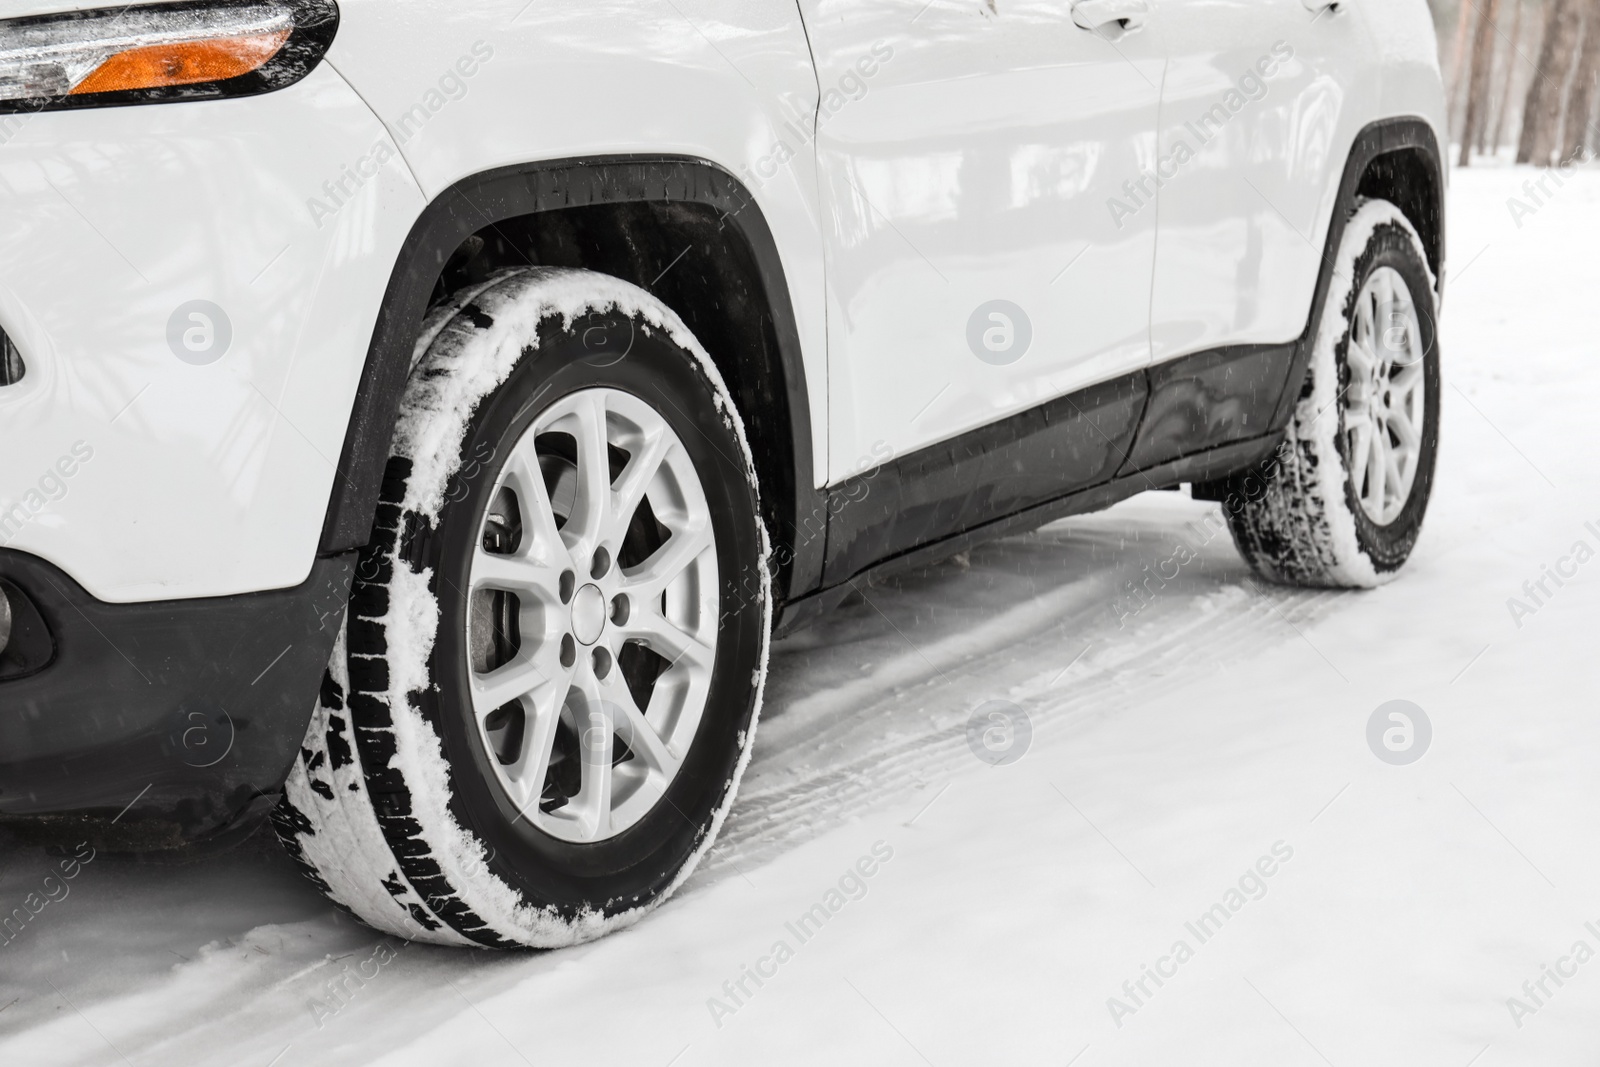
[471, 648, 556, 717]
[499, 675, 567, 815]
[1388, 405, 1420, 450]
[1359, 288, 1379, 352]
[1367, 421, 1388, 511]
[1389, 360, 1424, 403]
[1373, 272, 1395, 359]
[568, 669, 614, 841]
[471, 547, 561, 598]
[624, 522, 713, 598]
[612, 683, 681, 781]
[1383, 447, 1405, 511]
[1346, 416, 1371, 486]
[607, 429, 671, 545]
[621, 605, 715, 672]
[1346, 333, 1376, 381]
[500, 448, 567, 562]
[565, 391, 614, 553]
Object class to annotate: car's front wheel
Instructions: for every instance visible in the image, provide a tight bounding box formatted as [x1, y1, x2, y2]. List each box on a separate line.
[272, 267, 771, 947]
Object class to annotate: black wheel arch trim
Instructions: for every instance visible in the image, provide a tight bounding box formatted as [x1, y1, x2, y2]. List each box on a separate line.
[318, 154, 825, 605]
[1267, 115, 1445, 433]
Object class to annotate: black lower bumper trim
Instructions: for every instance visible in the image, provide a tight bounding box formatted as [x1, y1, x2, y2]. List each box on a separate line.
[0, 551, 352, 846]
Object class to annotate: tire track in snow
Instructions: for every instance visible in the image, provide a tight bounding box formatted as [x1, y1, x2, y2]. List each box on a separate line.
[691, 500, 1348, 883]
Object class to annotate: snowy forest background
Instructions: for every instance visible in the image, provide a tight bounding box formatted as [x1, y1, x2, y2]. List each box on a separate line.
[1432, 0, 1600, 165]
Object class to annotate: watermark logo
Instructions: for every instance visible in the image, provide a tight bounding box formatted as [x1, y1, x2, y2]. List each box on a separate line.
[579, 700, 631, 755]
[179, 709, 236, 769]
[573, 310, 636, 368]
[706, 840, 894, 1029]
[721, 440, 894, 627]
[733, 41, 894, 202]
[1506, 146, 1596, 229]
[966, 300, 1032, 365]
[0, 841, 96, 950]
[0, 440, 95, 547]
[1111, 442, 1296, 628]
[167, 300, 231, 365]
[1107, 41, 1294, 231]
[1372, 288, 1427, 369]
[1366, 699, 1430, 765]
[966, 699, 1031, 766]
[1106, 841, 1294, 1029]
[308, 937, 404, 1028]
[1506, 921, 1600, 1030]
[1506, 519, 1599, 629]
[1380, 312, 1424, 367]
[307, 41, 496, 230]
[443, 439, 498, 505]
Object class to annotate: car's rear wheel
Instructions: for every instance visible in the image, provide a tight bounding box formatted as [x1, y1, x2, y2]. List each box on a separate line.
[272, 267, 771, 947]
[1220, 198, 1441, 587]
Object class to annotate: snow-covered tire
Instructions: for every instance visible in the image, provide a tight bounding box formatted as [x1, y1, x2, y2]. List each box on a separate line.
[272, 267, 771, 948]
[1220, 198, 1441, 587]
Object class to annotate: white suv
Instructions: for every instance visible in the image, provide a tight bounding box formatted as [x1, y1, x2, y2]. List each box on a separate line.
[0, 0, 1445, 947]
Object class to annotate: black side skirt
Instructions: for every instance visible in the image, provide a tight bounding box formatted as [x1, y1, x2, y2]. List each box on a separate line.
[776, 343, 1292, 636]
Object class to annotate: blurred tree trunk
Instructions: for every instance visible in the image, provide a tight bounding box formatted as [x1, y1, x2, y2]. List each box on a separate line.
[1448, 0, 1476, 141]
[1565, 0, 1600, 157]
[1491, 0, 1526, 153]
[1519, 0, 1585, 163]
[1461, 0, 1504, 164]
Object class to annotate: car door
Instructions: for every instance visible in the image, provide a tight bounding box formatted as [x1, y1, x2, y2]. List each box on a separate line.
[1148, 0, 1374, 365]
[797, 0, 1166, 486]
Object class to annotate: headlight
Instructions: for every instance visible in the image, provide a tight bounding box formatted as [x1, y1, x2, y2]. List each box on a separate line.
[0, 0, 338, 113]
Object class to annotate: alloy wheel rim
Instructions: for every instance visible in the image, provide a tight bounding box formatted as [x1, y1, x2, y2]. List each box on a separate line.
[1344, 265, 1426, 526]
[465, 388, 719, 843]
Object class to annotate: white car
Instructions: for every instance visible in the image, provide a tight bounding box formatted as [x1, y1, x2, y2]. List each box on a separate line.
[0, 0, 1445, 947]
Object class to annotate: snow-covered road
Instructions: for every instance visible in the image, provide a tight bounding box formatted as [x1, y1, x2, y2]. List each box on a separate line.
[3, 164, 1598, 1066]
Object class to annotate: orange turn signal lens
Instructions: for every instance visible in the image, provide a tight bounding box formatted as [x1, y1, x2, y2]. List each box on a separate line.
[69, 29, 291, 96]
[0, 2, 337, 112]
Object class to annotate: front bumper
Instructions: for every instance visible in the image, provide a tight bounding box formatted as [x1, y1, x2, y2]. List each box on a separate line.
[0, 61, 422, 604]
[0, 550, 351, 846]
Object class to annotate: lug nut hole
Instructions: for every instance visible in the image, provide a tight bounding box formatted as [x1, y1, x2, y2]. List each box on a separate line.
[610, 594, 630, 626]
[559, 570, 575, 604]
[592, 646, 612, 679]
[591, 547, 610, 579]
[560, 633, 576, 668]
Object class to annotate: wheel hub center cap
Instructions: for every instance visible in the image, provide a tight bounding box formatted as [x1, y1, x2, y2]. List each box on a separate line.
[571, 583, 606, 645]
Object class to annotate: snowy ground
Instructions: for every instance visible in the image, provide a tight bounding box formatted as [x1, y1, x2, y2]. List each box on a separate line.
[2, 164, 1598, 1066]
